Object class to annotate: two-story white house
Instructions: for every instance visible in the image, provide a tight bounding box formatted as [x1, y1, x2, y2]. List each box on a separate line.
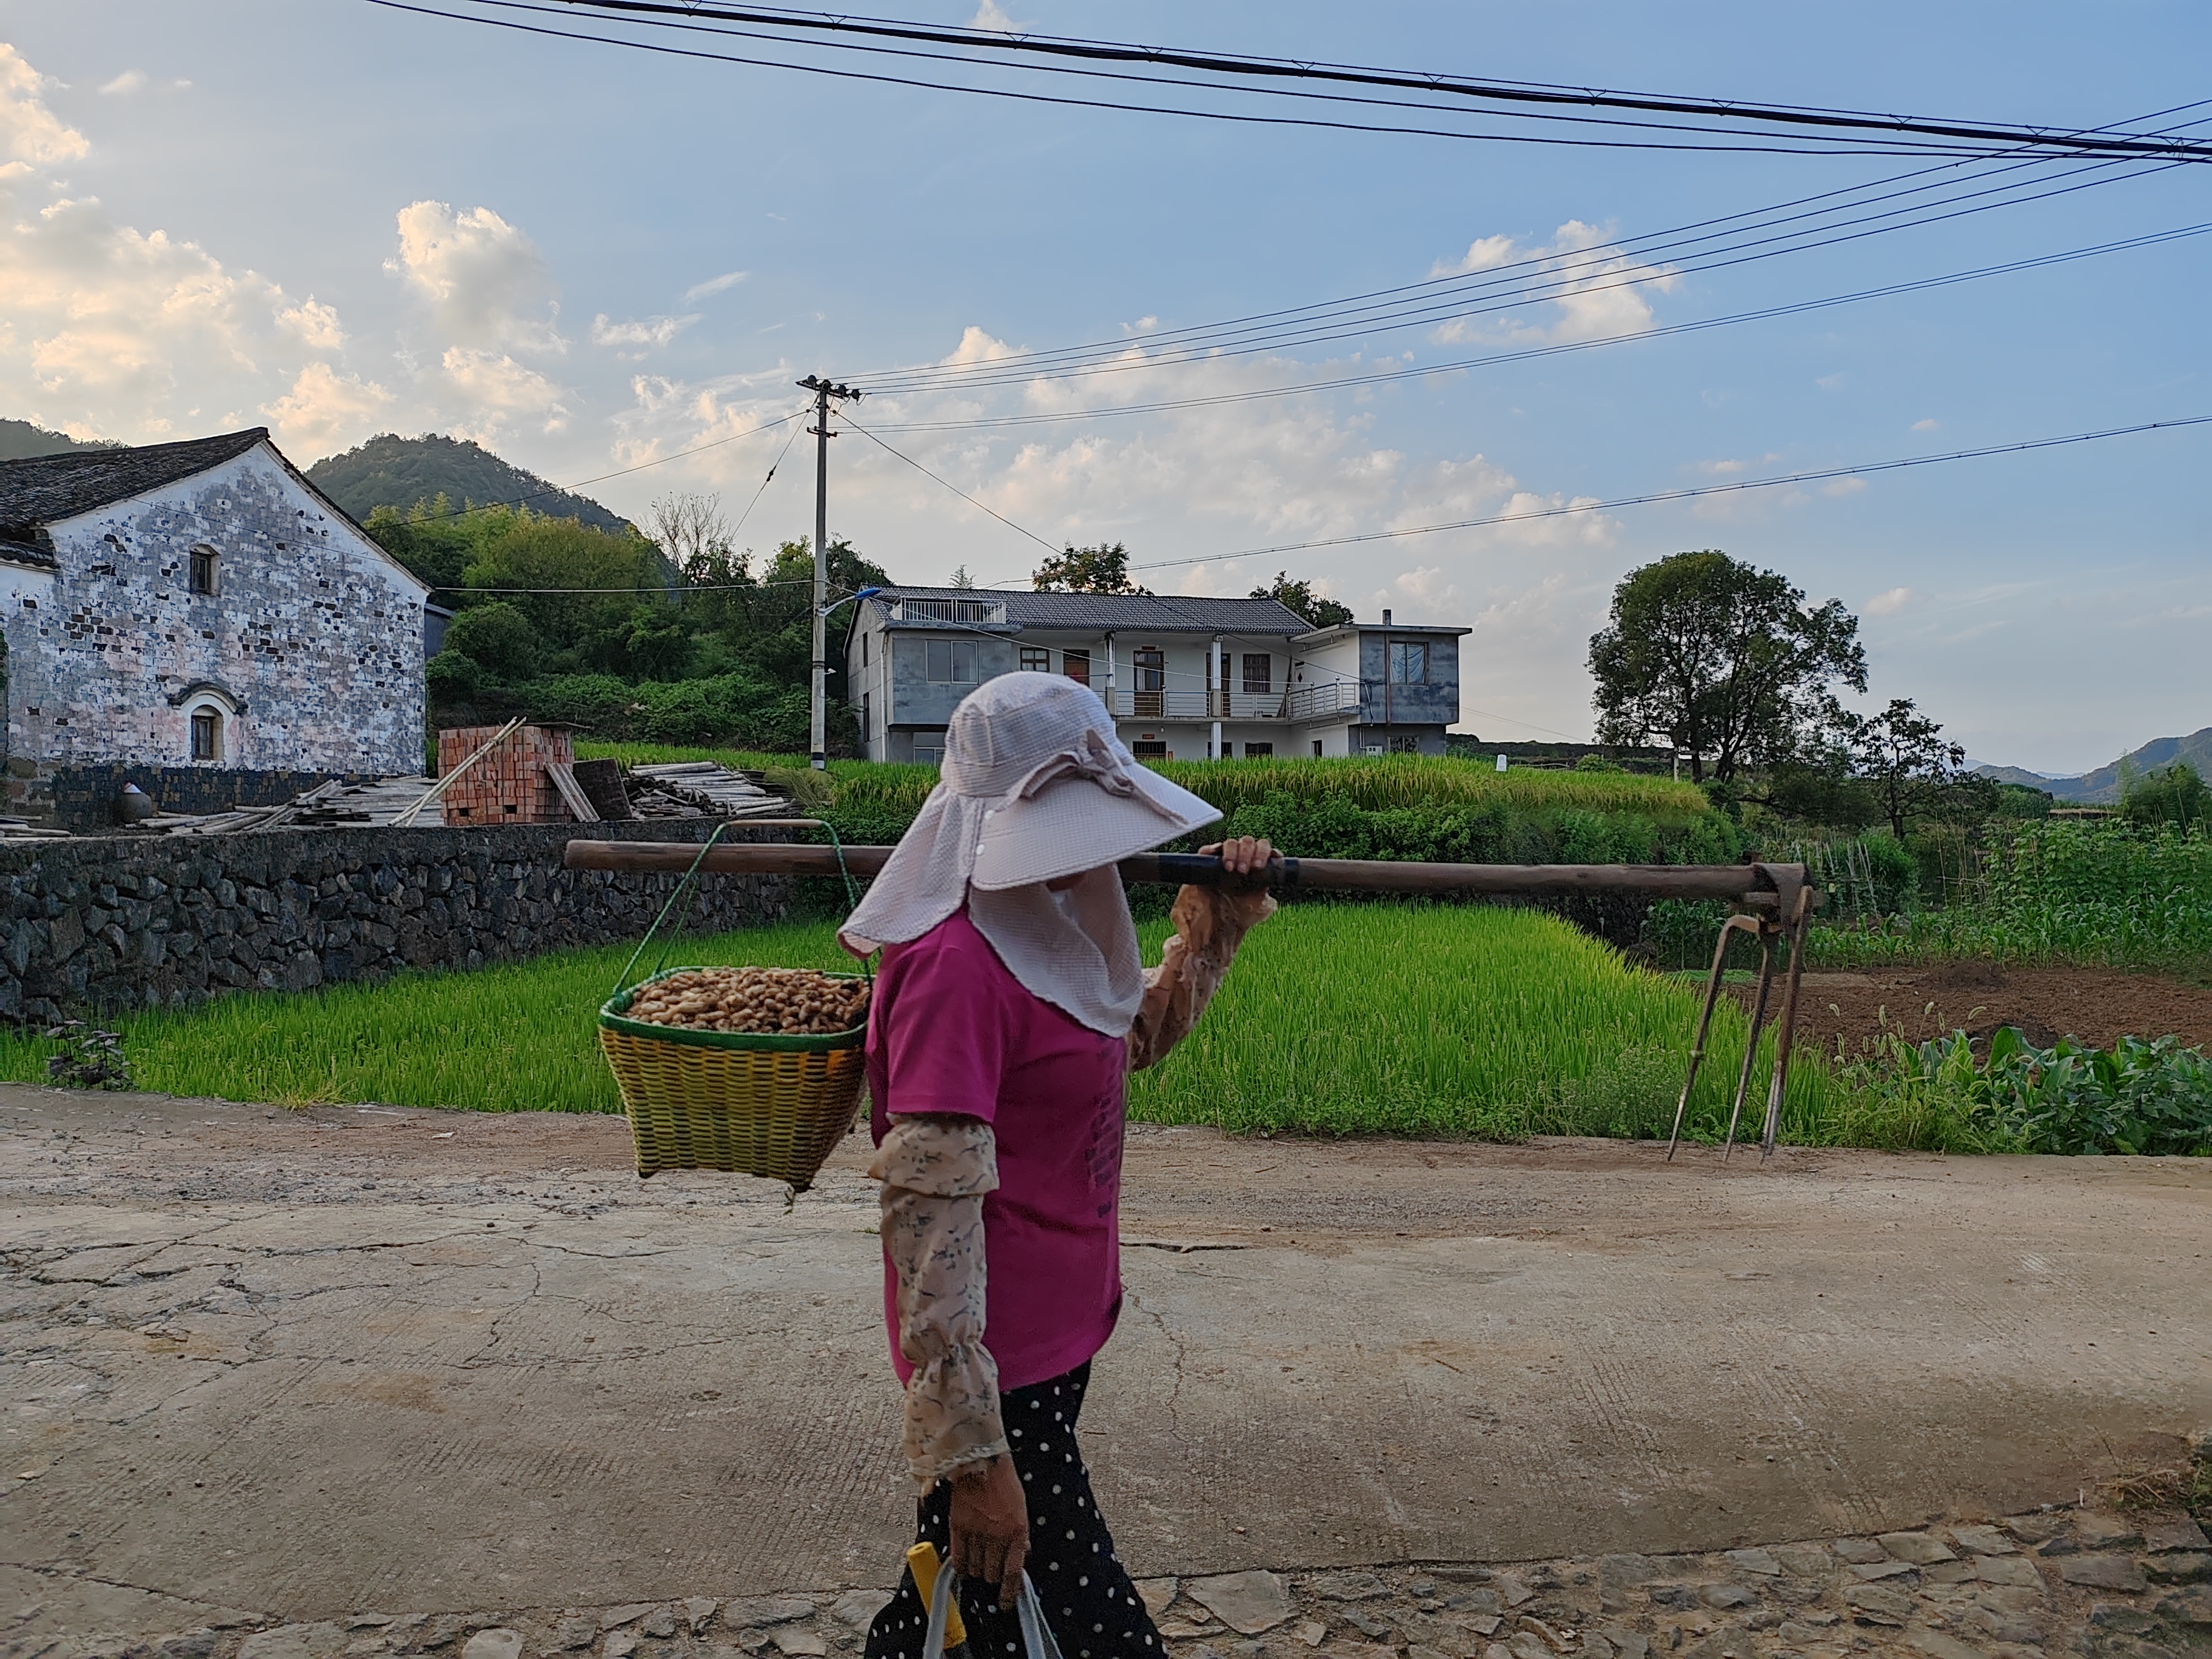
[844, 588, 1470, 763]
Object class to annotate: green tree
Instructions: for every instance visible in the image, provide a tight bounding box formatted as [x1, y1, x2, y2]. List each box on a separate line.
[443, 600, 543, 682]
[1588, 550, 1866, 784]
[1250, 570, 1353, 629]
[1033, 542, 1144, 594]
[1846, 699, 1976, 838]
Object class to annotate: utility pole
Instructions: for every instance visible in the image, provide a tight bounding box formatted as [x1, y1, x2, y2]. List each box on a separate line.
[799, 374, 862, 771]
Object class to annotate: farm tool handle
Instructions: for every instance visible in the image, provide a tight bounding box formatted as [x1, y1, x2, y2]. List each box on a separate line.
[566, 839, 1808, 905]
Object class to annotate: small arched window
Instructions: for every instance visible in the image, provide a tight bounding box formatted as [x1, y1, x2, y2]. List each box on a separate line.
[189, 544, 220, 596]
[189, 705, 224, 762]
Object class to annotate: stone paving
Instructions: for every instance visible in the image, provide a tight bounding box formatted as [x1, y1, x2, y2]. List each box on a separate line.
[11, 1508, 2207, 1659]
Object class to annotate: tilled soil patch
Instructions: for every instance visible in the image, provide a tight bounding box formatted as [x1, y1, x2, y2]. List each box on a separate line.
[1730, 963, 2212, 1056]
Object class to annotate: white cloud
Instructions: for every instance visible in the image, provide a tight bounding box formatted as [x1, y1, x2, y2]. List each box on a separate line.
[1822, 476, 1866, 498]
[591, 312, 697, 352]
[683, 269, 748, 302]
[969, 0, 1021, 29]
[1816, 372, 1846, 390]
[439, 346, 569, 440]
[1865, 586, 1912, 616]
[99, 69, 149, 96]
[1431, 234, 1518, 277]
[261, 362, 394, 457]
[1911, 417, 1940, 432]
[389, 199, 565, 352]
[1, 44, 90, 171]
[1428, 220, 1678, 347]
[278, 297, 345, 351]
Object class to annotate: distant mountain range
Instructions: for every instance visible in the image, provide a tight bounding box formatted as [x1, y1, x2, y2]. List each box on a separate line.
[304, 433, 631, 534]
[0, 418, 118, 461]
[1972, 727, 2212, 803]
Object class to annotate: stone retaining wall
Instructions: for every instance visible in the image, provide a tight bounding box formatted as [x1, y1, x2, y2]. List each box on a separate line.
[1, 820, 795, 1023]
[33, 760, 383, 833]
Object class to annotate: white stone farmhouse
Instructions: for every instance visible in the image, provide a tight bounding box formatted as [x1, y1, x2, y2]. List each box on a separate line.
[0, 429, 430, 820]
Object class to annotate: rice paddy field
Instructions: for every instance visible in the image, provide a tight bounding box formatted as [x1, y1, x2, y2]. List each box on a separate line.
[573, 741, 1715, 824]
[0, 904, 1877, 1147]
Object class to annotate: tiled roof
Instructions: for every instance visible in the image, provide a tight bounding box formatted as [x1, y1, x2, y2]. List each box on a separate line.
[0, 428, 269, 540]
[875, 586, 1320, 635]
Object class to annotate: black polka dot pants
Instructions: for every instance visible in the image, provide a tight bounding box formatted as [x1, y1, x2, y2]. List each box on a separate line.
[865, 1362, 1161, 1659]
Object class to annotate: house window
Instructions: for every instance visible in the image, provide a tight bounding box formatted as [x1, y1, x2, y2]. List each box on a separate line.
[1062, 649, 1090, 686]
[1133, 645, 1165, 717]
[1132, 740, 1168, 759]
[1312, 740, 1324, 757]
[913, 736, 947, 765]
[925, 639, 979, 683]
[189, 707, 223, 762]
[1389, 734, 1421, 754]
[1389, 640, 1429, 683]
[1020, 646, 1051, 673]
[189, 546, 220, 597]
[1244, 742, 1275, 759]
[1242, 654, 1272, 694]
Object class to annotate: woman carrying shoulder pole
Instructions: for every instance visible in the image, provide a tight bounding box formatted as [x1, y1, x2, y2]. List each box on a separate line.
[842, 672, 1275, 1659]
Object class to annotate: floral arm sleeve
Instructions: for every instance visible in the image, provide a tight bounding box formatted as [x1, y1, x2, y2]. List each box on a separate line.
[1127, 882, 1278, 1072]
[868, 1113, 1008, 1488]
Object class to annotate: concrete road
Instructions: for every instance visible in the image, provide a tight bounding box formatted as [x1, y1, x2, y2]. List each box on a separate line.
[2, 1086, 2207, 1635]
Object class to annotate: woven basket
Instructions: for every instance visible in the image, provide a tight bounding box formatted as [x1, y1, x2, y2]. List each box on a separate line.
[598, 966, 870, 1188]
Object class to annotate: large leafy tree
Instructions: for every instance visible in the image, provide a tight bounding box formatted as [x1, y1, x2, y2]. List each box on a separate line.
[1250, 570, 1354, 628]
[1033, 542, 1145, 594]
[1588, 549, 1866, 784]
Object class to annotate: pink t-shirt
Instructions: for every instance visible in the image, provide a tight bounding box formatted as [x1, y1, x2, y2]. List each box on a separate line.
[867, 907, 1129, 1392]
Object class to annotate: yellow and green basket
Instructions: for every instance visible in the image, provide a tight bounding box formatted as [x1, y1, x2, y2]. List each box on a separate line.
[596, 824, 870, 1190]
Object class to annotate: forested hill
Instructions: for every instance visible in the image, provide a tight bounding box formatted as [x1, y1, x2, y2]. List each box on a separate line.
[306, 434, 631, 533]
[0, 418, 119, 461]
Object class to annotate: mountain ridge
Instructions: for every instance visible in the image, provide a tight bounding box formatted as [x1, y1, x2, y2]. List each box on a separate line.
[305, 433, 631, 534]
[1971, 726, 2212, 803]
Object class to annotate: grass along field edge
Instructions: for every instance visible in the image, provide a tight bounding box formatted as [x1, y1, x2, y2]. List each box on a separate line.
[0, 905, 1909, 1148]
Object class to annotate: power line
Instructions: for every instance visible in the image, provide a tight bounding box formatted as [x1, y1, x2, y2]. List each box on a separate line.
[851, 220, 2212, 432]
[850, 110, 2207, 391]
[1124, 416, 2212, 574]
[532, 0, 2212, 163]
[857, 155, 2192, 398]
[839, 412, 1065, 556]
[372, 0, 2133, 159]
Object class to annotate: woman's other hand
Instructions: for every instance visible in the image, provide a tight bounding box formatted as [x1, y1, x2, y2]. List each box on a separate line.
[947, 1453, 1030, 1609]
[1198, 836, 1273, 886]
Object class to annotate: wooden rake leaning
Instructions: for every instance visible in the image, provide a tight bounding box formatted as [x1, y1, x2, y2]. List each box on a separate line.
[1666, 863, 1818, 1164]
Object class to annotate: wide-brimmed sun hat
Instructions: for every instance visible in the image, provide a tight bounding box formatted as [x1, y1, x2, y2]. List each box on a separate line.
[960, 677, 1219, 889]
[838, 672, 1221, 1034]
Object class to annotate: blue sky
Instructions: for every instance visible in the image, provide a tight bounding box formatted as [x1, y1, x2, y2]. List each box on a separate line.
[1, 1, 2205, 771]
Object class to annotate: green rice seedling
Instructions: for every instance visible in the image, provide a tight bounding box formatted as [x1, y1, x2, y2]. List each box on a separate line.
[0, 920, 860, 1115]
[0, 905, 1897, 1148]
[1127, 903, 1848, 1142]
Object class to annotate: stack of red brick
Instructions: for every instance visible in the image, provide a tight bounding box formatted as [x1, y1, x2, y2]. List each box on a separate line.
[437, 725, 575, 825]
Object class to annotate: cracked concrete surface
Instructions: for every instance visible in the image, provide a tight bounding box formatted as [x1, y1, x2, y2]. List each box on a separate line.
[2, 1084, 2208, 1641]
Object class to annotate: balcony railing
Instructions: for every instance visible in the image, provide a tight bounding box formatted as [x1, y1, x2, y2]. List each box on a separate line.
[891, 597, 1007, 625]
[1100, 685, 1357, 722]
[1285, 680, 1358, 720]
